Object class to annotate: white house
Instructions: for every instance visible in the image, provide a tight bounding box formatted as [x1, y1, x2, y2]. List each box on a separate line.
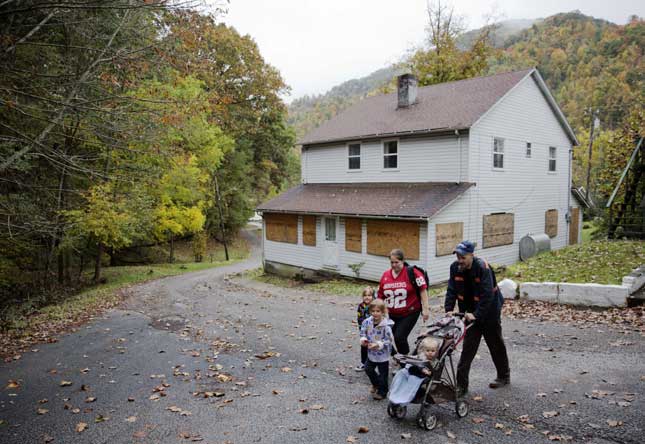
[257, 68, 587, 283]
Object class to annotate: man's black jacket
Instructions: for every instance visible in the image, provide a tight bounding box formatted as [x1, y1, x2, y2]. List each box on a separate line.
[444, 257, 503, 322]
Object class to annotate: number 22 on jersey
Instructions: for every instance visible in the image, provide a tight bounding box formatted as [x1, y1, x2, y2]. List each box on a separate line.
[383, 289, 407, 309]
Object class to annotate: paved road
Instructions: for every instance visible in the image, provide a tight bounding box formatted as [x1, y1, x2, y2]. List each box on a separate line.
[1, 233, 644, 444]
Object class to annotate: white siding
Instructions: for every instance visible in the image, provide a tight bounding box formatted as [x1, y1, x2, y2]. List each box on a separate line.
[425, 189, 476, 284]
[467, 75, 574, 267]
[302, 136, 469, 183]
[263, 216, 324, 271]
[263, 215, 428, 282]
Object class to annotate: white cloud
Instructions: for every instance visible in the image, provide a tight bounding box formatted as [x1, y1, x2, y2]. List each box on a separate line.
[215, 0, 643, 101]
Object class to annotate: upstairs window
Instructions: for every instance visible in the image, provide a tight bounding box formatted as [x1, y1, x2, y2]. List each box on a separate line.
[348, 143, 361, 170]
[383, 140, 398, 169]
[549, 146, 557, 172]
[493, 137, 504, 169]
[526, 142, 532, 158]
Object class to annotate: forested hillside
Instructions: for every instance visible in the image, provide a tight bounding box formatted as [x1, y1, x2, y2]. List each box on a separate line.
[0, 2, 298, 300]
[288, 11, 644, 206]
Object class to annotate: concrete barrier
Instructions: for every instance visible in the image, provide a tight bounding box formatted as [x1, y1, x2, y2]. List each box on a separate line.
[558, 283, 628, 307]
[519, 282, 559, 303]
[622, 265, 645, 295]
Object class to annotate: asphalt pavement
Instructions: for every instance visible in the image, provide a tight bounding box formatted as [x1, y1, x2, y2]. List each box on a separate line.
[1, 235, 643, 444]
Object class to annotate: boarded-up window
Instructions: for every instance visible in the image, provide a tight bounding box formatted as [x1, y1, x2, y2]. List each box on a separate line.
[367, 220, 420, 260]
[482, 213, 514, 248]
[545, 209, 558, 238]
[345, 218, 362, 252]
[265, 213, 297, 244]
[436, 222, 463, 256]
[302, 215, 316, 246]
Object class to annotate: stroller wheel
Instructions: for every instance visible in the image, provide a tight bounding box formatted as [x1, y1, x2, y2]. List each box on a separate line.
[417, 407, 438, 430]
[387, 402, 407, 419]
[455, 399, 469, 418]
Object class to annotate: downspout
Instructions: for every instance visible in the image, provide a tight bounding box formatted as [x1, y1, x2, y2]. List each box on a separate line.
[456, 130, 462, 183]
[566, 147, 573, 244]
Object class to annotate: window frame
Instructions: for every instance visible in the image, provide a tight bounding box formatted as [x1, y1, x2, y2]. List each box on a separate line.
[548, 146, 557, 172]
[382, 139, 399, 170]
[492, 137, 505, 170]
[347, 142, 361, 171]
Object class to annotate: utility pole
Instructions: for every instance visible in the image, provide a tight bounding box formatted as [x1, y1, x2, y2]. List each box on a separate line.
[585, 108, 599, 202]
[213, 173, 229, 261]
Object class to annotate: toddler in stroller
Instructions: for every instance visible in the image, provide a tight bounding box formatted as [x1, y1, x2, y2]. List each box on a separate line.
[387, 313, 471, 430]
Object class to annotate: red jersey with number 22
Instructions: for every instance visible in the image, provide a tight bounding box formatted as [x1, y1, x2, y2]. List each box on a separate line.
[378, 266, 427, 316]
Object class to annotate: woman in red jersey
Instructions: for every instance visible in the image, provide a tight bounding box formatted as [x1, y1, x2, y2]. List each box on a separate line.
[377, 249, 430, 355]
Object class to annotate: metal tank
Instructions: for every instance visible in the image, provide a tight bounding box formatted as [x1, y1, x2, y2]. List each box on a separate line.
[519, 233, 551, 261]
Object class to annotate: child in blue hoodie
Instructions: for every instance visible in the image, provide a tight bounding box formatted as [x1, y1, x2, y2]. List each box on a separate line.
[360, 298, 395, 400]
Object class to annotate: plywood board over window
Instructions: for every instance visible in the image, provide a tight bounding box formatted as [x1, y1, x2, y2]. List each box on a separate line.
[545, 209, 558, 238]
[302, 215, 316, 246]
[345, 218, 362, 252]
[436, 222, 463, 256]
[265, 213, 298, 244]
[367, 220, 420, 260]
[482, 213, 514, 248]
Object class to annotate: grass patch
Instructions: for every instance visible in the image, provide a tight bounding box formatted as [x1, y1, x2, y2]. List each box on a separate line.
[500, 240, 644, 285]
[243, 268, 447, 299]
[581, 220, 601, 243]
[1, 237, 250, 356]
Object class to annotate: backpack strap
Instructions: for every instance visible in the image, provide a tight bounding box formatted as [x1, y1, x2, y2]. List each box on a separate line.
[405, 263, 420, 297]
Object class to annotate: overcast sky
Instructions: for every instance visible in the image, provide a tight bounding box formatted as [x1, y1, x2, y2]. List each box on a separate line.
[216, 0, 643, 101]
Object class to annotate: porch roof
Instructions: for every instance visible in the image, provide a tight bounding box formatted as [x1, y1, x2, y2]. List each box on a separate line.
[256, 182, 474, 219]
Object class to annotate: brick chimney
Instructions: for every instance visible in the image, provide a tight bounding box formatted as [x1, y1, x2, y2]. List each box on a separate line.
[397, 73, 418, 108]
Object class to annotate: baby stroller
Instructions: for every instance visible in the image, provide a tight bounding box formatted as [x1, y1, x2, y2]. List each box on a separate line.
[387, 313, 471, 430]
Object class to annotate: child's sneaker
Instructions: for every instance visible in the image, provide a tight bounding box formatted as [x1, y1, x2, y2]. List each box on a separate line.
[354, 363, 365, 371]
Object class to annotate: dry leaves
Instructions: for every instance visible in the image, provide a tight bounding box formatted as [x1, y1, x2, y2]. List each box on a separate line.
[346, 436, 358, 443]
[75, 422, 88, 433]
[59, 380, 72, 387]
[358, 426, 369, 433]
[607, 419, 623, 427]
[37, 408, 49, 415]
[401, 433, 412, 439]
[6, 380, 20, 389]
[126, 416, 137, 423]
[543, 411, 559, 418]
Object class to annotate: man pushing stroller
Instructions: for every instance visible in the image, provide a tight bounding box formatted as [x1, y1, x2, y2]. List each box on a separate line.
[446, 240, 511, 396]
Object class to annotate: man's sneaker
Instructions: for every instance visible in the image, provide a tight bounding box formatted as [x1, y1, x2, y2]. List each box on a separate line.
[489, 377, 510, 389]
[354, 364, 365, 371]
[373, 393, 385, 400]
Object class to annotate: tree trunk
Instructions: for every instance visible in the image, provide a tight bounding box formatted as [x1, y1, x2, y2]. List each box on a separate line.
[94, 242, 103, 283]
[169, 235, 175, 263]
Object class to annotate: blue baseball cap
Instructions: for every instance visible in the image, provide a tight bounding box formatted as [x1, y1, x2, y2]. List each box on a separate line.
[453, 240, 475, 255]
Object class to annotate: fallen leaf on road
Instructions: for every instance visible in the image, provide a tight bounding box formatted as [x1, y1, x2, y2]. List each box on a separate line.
[80, 368, 89, 374]
[133, 430, 147, 439]
[358, 426, 369, 433]
[346, 436, 357, 443]
[37, 408, 49, 415]
[472, 417, 485, 424]
[43, 434, 54, 442]
[272, 389, 283, 395]
[6, 380, 20, 389]
[536, 393, 547, 398]
[75, 422, 88, 433]
[126, 416, 137, 423]
[607, 420, 623, 427]
[401, 433, 412, 439]
[149, 394, 160, 401]
[447, 430, 456, 439]
[494, 423, 504, 429]
[95, 415, 108, 423]
[299, 408, 309, 414]
[281, 367, 292, 373]
[473, 430, 484, 436]
[38, 399, 48, 404]
[127, 397, 135, 402]
[167, 406, 182, 412]
[309, 404, 324, 410]
[85, 397, 96, 403]
[543, 411, 559, 418]
[472, 395, 483, 402]
[60, 381, 72, 387]
[289, 427, 307, 431]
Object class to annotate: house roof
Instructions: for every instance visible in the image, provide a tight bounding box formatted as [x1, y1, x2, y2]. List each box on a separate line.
[299, 68, 578, 146]
[257, 182, 474, 219]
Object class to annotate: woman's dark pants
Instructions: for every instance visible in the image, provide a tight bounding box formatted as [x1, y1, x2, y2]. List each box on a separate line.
[390, 311, 421, 355]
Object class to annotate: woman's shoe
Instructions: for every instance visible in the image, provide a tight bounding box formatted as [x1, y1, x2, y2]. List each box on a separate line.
[354, 363, 365, 371]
